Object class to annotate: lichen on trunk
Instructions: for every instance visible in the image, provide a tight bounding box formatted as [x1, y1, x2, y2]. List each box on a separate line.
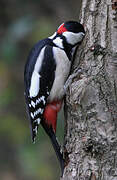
[61, 0, 117, 179]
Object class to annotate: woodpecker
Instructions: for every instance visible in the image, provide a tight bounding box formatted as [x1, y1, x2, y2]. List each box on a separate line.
[24, 21, 85, 176]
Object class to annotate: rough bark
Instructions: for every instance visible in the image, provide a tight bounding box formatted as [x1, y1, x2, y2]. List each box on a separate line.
[61, 0, 117, 179]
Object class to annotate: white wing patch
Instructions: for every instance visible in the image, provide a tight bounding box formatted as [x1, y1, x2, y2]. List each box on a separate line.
[29, 71, 41, 97]
[34, 47, 46, 72]
[29, 47, 46, 97]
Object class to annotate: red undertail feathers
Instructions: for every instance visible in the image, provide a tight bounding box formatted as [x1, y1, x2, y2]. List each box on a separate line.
[43, 100, 62, 132]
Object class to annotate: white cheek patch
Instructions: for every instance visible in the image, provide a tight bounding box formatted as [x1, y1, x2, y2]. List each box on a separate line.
[63, 32, 85, 45]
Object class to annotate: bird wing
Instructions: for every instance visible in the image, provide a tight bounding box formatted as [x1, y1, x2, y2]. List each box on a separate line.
[24, 45, 56, 142]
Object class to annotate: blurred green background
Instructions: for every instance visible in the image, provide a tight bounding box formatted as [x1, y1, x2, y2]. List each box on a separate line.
[0, 0, 81, 179]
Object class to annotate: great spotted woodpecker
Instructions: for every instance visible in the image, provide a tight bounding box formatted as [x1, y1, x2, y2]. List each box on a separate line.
[24, 21, 85, 176]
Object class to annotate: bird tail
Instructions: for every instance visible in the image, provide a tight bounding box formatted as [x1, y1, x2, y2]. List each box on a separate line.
[41, 121, 65, 177]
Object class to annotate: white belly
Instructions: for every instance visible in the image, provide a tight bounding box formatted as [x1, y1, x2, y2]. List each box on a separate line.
[48, 47, 71, 102]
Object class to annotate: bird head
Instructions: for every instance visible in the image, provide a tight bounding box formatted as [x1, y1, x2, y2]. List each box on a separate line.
[57, 21, 85, 46]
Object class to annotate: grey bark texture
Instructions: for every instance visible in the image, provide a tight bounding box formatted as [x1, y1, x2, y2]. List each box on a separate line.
[61, 0, 117, 179]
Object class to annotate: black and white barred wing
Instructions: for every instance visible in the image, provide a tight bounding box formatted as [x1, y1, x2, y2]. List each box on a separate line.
[26, 94, 46, 142]
[24, 45, 56, 142]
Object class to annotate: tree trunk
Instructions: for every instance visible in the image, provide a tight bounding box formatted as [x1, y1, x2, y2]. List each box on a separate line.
[61, 0, 117, 179]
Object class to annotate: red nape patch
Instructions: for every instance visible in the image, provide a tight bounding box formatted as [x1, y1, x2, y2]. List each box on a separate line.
[57, 23, 67, 34]
[43, 100, 63, 133]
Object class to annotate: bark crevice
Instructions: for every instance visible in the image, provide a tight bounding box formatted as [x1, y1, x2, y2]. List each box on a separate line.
[61, 0, 117, 179]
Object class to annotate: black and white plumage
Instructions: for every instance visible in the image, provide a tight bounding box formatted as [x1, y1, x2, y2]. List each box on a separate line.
[24, 21, 85, 175]
[24, 42, 56, 141]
